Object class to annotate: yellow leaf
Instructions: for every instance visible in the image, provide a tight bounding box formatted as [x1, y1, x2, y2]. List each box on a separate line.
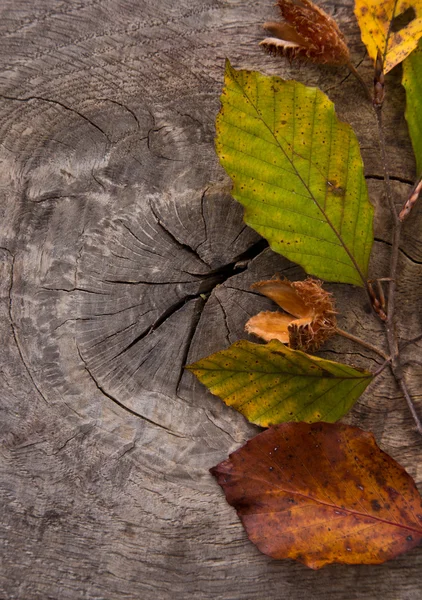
[354, 0, 422, 73]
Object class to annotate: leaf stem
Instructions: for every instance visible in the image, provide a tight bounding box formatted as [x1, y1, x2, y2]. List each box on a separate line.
[335, 328, 389, 360]
[347, 61, 372, 103]
[372, 358, 392, 378]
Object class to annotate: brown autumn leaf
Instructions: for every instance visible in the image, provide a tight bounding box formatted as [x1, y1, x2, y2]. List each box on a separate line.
[211, 422, 422, 569]
[245, 277, 337, 352]
[260, 0, 350, 65]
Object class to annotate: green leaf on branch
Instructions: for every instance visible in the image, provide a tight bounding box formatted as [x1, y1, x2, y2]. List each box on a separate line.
[403, 39, 422, 176]
[187, 339, 372, 426]
[216, 61, 374, 286]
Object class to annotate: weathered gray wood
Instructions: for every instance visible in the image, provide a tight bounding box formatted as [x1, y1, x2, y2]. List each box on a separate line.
[1, 1, 421, 598]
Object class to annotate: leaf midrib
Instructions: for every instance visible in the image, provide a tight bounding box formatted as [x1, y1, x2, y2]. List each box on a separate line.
[192, 364, 371, 380]
[227, 68, 367, 285]
[246, 479, 422, 535]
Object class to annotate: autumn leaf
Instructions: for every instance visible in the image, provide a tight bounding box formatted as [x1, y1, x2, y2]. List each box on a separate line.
[216, 62, 374, 286]
[402, 39, 422, 175]
[260, 0, 350, 65]
[354, 0, 422, 73]
[245, 277, 337, 352]
[211, 422, 422, 569]
[187, 340, 372, 426]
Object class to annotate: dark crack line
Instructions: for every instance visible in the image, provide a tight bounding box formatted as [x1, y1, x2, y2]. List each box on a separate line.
[366, 174, 414, 186]
[175, 295, 207, 395]
[111, 241, 268, 360]
[204, 409, 242, 445]
[51, 426, 93, 456]
[40, 286, 109, 295]
[91, 169, 105, 191]
[117, 220, 173, 260]
[76, 344, 187, 438]
[319, 348, 381, 365]
[112, 293, 201, 359]
[97, 98, 141, 130]
[374, 237, 422, 265]
[199, 187, 209, 246]
[148, 199, 211, 269]
[215, 293, 231, 346]
[146, 126, 182, 162]
[88, 322, 140, 351]
[102, 278, 195, 285]
[0, 94, 111, 143]
[7, 255, 49, 405]
[324, 55, 367, 95]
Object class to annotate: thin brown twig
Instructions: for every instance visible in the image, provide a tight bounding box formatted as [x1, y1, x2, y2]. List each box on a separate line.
[347, 61, 372, 102]
[335, 327, 389, 360]
[399, 174, 422, 221]
[398, 378, 422, 435]
[375, 102, 422, 434]
[400, 332, 422, 351]
[373, 358, 392, 378]
[375, 107, 399, 226]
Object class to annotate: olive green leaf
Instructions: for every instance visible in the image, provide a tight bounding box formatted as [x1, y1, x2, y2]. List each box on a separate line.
[216, 61, 374, 286]
[187, 339, 372, 426]
[403, 39, 422, 176]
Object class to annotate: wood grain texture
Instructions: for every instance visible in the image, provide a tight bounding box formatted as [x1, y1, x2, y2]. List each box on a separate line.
[0, 1, 421, 598]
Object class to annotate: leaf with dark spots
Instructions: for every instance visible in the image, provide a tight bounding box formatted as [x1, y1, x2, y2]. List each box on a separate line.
[210, 422, 422, 569]
[355, 0, 422, 73]
[187, 339, 372, 426]
[215, 62, 374, 286]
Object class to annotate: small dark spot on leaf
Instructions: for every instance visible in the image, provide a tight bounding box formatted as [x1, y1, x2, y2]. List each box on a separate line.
[371, 499, 381, 512]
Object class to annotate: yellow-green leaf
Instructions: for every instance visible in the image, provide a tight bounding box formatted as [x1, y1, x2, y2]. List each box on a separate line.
[354, 0, 422, 73]
[403, 39, 422, 175]
[187, 340, 373, 426]
[216, 62, 373, 286]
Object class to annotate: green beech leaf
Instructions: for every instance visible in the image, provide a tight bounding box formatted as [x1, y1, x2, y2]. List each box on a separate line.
[403, 39, 422, 176]
[216, 61, 374, 286]
[187, 339, 372, 426]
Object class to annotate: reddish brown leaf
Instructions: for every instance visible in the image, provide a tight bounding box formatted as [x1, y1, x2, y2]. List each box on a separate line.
[211, 422, 422, 569]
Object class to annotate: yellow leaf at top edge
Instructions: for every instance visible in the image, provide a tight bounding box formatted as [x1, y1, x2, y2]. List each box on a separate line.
[354, 0, 422, 73]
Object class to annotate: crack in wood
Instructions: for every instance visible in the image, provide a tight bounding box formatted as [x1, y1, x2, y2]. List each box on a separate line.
[366, 174, 414, 186]
[7, 255, 49, 406]
[175, 296, 207, 395]
[149, 199, 211, 268]
[76, 344, 188, 438]
[0, 94, 111, 143]
[374, 237, 422, 265]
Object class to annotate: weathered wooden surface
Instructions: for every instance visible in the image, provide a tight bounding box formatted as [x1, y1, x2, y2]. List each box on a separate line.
[1, 1, 421, 598]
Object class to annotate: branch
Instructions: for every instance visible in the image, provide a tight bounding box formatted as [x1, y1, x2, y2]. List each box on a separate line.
[399, 175, 422, 222]
[400, 332, 422, 351]
[335, 328, 389, 360]
[374, 96, 422, 434]
[398, 378, 422, 435]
